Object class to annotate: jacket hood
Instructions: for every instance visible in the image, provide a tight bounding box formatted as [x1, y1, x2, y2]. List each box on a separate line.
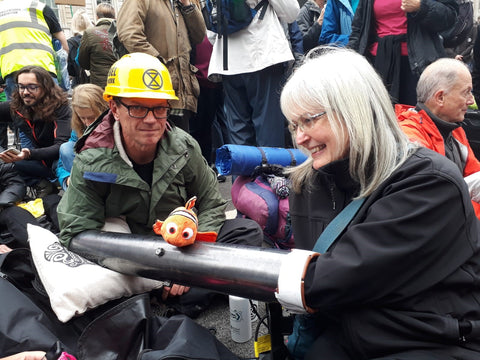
[76, 109, 115, 153]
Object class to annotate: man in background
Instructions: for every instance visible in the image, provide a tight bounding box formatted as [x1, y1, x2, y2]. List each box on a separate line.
[116, 0, 206, 132]
[0, 0, 68, 150]
[396, 58, 480, 217]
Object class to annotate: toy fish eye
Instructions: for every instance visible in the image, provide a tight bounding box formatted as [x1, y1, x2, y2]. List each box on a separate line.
[166, 222, 178, 234]
[182, 228, 194, 239]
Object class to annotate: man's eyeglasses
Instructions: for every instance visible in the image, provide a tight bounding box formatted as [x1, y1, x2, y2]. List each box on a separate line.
[117, 99, 170, 120]
[288, 111, 327, 133]
[16, 84, 41, 93]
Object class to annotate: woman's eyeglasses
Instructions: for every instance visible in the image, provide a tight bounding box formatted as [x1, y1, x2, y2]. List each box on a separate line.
[288, 111, 327, 133]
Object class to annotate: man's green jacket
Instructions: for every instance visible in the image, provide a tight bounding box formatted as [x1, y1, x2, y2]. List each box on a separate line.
[58, 111, 226, 248]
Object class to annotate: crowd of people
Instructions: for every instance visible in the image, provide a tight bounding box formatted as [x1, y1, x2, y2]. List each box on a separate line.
[3, 0, 480, 359]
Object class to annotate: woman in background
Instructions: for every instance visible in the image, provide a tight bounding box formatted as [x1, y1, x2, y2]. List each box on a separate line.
[56, 83, 108, 190]
[67, 9, 93, 88]
[348, 0, 457, 105]
[43, 84, 107, 232]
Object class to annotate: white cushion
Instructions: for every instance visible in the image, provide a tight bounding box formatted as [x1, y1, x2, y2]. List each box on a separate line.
[28, 224, 165, 323]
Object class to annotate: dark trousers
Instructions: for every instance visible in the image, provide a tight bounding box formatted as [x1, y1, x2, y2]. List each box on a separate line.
[216, 217, 263, 247]
[211, 99, 230, 164]
[0, 124, 7, 150]
[0, 205, 39, 248]
[396, 56, 419, 106]
[170, 110, 194, 134]
[42, 193, 62, 233]
[371, 55, 418, 106]
[190, 85, 225, 164]
[223, 64, 287, 148]
[13, 159, 56, 186]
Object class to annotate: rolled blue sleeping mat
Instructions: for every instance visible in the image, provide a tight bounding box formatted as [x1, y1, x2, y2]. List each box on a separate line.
[215, 144, 308, 176]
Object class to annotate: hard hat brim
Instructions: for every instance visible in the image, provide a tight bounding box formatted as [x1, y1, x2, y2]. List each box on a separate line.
[104, 91, 179, 102]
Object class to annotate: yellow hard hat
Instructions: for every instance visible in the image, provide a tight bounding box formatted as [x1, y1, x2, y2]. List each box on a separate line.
[103, 53, 178, 101]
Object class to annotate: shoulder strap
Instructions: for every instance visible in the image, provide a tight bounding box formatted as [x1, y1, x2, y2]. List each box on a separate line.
[313, 197, 366, 254]
[254, 0, 268, 20]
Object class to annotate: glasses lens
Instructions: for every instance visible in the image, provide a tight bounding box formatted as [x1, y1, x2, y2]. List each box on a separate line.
[153, 106, 169, 119]
[128, 106, 148, 118]
[17, 84, 39, 92]
[301, 117, 314, 130]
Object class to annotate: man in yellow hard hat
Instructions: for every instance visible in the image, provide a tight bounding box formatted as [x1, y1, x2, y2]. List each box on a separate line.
[57, 53, 262, 315]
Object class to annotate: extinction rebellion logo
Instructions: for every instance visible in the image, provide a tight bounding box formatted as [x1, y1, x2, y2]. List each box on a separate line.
[143, 69, 163, 90]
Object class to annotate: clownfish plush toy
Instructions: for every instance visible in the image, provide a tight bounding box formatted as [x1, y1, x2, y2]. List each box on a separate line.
[153, 196, 218, 247]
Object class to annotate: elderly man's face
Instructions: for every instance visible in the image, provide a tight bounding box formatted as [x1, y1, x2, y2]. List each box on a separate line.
[438, 68, 474, 123]
[112, 97, 169, 158]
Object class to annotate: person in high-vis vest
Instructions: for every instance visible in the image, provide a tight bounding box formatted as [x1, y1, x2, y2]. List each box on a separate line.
[0, 0, 68, 151]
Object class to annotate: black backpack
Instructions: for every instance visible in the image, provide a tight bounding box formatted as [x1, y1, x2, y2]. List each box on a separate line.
[107, 20, 129, 60]
[204, 0, 268, 70]
[205, 0, 268, 36]
[441, 0, 474, 48]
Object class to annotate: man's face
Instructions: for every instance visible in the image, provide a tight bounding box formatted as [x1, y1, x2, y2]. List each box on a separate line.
[438, 68, 475, 123]
[17, 73, 44, 107]
[111, 97, 169, 155]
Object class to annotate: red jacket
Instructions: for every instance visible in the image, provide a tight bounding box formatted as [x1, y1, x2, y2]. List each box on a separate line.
[396, 104, 480, 218]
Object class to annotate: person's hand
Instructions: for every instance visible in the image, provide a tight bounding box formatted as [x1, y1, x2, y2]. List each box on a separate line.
[455, 54, 464, 61]
[0, 149, 29, 163]
[0, 351, 46, 360]
[0, 244, 12, 254]
[401, 0, 421, 13]
[161, 283, 190, 301]
[318, 4, 326, 25]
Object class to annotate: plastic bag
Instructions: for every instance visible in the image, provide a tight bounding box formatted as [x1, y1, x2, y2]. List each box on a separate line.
[53, 39, 71, 92]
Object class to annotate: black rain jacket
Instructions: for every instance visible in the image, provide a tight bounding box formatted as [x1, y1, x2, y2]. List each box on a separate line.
[291, 147, 480, 358]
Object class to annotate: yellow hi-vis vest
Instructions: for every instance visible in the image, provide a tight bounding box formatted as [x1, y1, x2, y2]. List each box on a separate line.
[0, 0, 56, 78]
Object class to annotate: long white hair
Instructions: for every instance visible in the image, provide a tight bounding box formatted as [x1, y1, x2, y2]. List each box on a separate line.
[281, 47, 413, 197]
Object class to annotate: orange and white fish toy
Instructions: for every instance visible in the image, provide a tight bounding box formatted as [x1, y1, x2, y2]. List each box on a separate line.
[153, 196, 218, 247]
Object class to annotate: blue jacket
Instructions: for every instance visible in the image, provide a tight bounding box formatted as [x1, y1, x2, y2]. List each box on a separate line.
[319, 0, 357, 46]
[56, 130, 77, 190]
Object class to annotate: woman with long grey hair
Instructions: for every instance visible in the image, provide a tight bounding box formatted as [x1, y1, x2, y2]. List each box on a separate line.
[277, 47, 480, 359]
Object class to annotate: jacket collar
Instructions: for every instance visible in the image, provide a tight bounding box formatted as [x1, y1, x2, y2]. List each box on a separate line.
[415, 102, 460, 140]
[315, 157, 360, 195]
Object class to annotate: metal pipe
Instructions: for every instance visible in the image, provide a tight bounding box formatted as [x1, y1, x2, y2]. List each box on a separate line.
[70, 230, 310, 302]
